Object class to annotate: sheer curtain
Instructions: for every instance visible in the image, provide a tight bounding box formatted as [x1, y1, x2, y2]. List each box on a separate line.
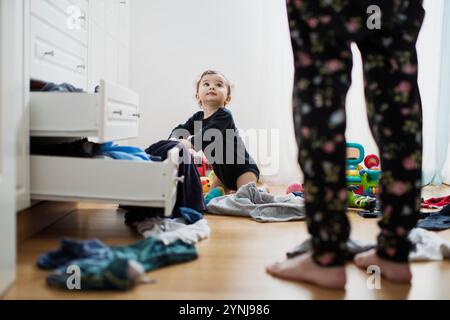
[417, 0, 447, 185]
[438, 0, 450, 185]
[342, 0, 448, 187]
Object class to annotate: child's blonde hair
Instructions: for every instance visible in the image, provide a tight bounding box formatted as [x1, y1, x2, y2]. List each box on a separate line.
[196, 70, 232, 107]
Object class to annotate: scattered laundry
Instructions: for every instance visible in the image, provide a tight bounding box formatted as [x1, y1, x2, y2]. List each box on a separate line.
[37, 237, 197, 290]
[408, 228, 450, 261]
[286, 228, 450, 262]
[207, 182, 305, 222]
[133, 218, 210, 245]
[417, 204, 450, 231]
[421, 195, 450, 209]
[287, 238, 375, 260]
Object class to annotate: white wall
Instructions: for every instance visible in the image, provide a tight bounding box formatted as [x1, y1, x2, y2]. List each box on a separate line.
[130, 0, 443, 184]
[345, 0, 444, 183]
[129, 0, 301, 183]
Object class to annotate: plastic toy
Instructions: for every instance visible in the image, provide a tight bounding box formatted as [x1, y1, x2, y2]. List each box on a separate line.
[204, 186, 225, 205]
[201, 177, 212, 194]
[348, 191, 377, 211]
[346, 142, 381, 198]
[208, 170, 216, 182]
[286, 182, 304, 195]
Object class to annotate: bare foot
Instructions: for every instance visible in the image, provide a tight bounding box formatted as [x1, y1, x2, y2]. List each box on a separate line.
[354, 249, 412, 284]
[266, 253, 346, 290]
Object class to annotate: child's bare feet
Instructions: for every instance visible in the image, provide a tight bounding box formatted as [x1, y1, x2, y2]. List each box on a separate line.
[266, 253, 346, 290]
[354, 249, 412, 284]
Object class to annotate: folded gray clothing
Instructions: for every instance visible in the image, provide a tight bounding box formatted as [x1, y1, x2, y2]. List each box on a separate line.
[206, 182, 305, 222]
[287, 228, 450, 262]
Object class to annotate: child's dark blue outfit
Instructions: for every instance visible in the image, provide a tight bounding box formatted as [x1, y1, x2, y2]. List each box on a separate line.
[170, 108, 260, 191]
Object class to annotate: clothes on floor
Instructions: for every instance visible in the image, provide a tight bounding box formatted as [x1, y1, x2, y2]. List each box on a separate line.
[206, 182, 305, 222]
[408, 228, 450, 261]
[421, 195, 450, 209]
[37, 238, 111, 270]
[417, 205, 450, 231]
[133, 218, 210, 245]
[287, 239, 375, 261]
[288, 0, 425, 266]
[38, 237, 197, 290]
[169, 108, 260, 191]
[287, 229, 450, 262]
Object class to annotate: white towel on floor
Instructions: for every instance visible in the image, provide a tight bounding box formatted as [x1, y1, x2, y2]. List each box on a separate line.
[135, 218, 210, 245]
[409, 228, 450, 261]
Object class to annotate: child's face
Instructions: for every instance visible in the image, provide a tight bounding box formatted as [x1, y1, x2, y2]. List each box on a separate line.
[197, 74, 231, 108]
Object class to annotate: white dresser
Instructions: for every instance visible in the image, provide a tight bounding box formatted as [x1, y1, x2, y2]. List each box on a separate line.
[22, 0, 180, 216]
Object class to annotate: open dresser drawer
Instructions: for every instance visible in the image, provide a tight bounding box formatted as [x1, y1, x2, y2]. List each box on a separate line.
[30, 79, 139, 142]
[30, 148, 182, 217]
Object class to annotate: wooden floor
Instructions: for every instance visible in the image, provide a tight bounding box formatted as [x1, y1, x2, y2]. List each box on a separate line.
[4, 185, 450, 300]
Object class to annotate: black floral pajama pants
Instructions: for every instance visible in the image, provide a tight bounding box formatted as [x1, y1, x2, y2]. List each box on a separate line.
[287, 0, 425, 266]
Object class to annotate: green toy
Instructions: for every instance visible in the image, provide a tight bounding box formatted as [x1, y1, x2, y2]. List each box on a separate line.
[348, 191, 377, 211]
[346, 142, 381, 198]
[204, 187, 225, 205]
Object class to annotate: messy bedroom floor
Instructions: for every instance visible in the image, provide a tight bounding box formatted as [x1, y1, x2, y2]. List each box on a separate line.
[4, 185, 450, 300]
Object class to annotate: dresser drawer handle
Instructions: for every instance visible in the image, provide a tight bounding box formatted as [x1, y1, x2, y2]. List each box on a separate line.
[113, 110, 123, 116]
[132, 113, 141, 118]
[43, 51, 55, 57]
[78, 14, 86, 20]
[76, 64, 86, 69]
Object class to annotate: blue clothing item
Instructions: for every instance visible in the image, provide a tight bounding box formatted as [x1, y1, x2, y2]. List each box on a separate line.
[178, 207, 203, 224]
[292, 191, 304, 198]
[41, 82, 83, 92]
[99, 142, 152, 161]
[417, 205, 450, 231]
[37, 239, 112, 270]
[39, 237, 197, 290]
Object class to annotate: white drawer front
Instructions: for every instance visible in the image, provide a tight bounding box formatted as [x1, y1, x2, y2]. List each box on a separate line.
[31, 154, 180, 216]
[31, 0, 88, 46]
[100, 80, 139, 142]
[30, 80, 139, 142]
[31, 15, 88, 89]
[30, 92, 99, 137]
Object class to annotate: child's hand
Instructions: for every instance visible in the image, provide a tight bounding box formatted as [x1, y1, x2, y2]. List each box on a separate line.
[179, 139, 193, 150]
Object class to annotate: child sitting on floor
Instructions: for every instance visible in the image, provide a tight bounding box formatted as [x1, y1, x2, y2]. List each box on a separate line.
[169, 70, 260, 195]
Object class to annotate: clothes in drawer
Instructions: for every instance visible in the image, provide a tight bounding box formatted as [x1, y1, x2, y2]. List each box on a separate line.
[31, 15, 88, 89]
[30, 149, 181, 217]
[30, 80, 140, 142]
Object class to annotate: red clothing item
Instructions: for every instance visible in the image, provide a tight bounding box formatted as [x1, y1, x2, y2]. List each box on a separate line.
[421, 195, 450, 208]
